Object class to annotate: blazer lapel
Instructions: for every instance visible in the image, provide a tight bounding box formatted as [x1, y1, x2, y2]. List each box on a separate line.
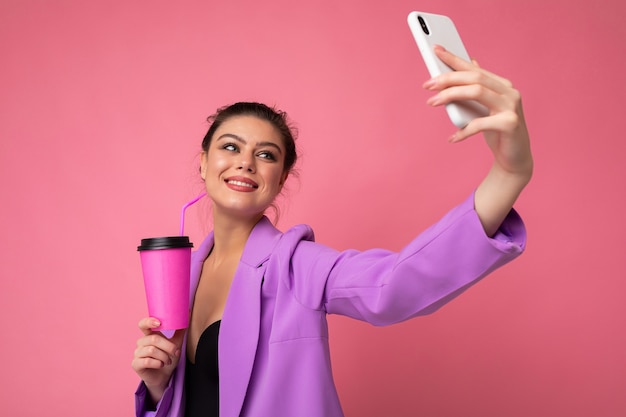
[193, 217, 282, 417]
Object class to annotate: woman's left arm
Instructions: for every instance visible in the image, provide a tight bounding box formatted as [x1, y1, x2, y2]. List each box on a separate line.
[423, 46, 534, 237]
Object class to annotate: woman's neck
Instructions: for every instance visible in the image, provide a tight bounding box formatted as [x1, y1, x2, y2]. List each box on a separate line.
[209, 210, 264, 262]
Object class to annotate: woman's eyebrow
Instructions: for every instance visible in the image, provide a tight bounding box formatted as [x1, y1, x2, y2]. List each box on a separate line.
[217, 133, 283, 154]
[257, 141, 283, 154]
[217, 133, 245, 143]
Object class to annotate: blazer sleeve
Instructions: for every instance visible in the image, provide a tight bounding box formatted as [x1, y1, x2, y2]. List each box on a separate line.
[134, 373, 177, 417]
[289, 192, 526, 326]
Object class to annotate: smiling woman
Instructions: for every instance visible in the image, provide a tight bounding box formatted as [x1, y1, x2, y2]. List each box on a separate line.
[200, 115, 290, 224]
[132, 86, 531, 417]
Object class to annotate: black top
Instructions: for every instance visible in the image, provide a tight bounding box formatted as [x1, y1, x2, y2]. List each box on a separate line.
[185, 320, 221, 417]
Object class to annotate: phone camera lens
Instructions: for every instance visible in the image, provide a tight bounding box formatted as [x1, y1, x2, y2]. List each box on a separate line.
[417, 16, 430, 35]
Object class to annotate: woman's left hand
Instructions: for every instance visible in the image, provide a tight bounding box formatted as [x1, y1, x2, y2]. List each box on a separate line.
[423, 45, 533, 236]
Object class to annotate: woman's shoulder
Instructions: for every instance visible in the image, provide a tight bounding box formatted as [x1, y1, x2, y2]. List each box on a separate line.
[272, 222, 341, 269]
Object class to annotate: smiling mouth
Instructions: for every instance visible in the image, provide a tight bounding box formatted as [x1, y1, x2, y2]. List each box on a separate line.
[226, 179, 258, 189]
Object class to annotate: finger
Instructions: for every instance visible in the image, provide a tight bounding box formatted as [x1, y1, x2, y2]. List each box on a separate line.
[134, 344, 173, 368]
[138, 317, 161, 335]
[427, 84, 516, 114]
[450, 111, 520, 143]
[132, 353, 168, 373]
[472, 66, 513, 89]
[433, 45, 475, 71]
[433, 46, 513, 89]
[426, 69, 513, 98]
[136, 333, 181, 358]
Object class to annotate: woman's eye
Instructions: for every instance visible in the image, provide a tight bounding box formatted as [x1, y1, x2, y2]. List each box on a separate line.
[223, 143, 238, 152]
[257, 151, 276, 161]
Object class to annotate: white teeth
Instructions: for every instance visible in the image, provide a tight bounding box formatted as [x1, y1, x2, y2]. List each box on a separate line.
[228, 180, 255, 188]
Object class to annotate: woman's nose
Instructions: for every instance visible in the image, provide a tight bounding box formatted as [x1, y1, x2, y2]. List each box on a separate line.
[238, 155, 255, 173]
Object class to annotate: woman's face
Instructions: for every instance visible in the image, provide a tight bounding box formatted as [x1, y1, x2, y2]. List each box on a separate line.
[200, 115, 288, 220]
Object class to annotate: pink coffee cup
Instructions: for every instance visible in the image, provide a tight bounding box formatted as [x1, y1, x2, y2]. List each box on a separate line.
[137, 236, 193, 331]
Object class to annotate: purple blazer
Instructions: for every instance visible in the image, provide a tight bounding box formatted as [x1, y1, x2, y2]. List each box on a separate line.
[135, 193, 526, 417]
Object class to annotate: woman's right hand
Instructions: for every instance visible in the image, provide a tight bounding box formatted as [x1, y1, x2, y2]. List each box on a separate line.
[131, 317, 185, 404]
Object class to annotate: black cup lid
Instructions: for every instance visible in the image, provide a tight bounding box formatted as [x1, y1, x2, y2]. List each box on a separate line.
[137, 236, 193, 251]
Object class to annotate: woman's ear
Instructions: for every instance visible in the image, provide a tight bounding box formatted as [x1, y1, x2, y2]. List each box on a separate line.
[200, 152, 208, 181]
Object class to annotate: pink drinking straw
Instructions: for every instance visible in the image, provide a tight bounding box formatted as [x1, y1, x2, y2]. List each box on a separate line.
[180, 192, 207, 235]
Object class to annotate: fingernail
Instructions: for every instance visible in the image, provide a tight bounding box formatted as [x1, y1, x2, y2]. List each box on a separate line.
[427, 94, 440, 106]
[152, 320, 161, 328]
[174, 349, 181, 357]
[423, 78, 437, 90]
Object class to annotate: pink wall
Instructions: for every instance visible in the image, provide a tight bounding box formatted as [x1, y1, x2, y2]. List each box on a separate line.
[1, 1, 625, 415]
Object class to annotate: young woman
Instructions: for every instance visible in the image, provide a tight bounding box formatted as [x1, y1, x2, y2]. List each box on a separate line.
[132, 46, 533, 417]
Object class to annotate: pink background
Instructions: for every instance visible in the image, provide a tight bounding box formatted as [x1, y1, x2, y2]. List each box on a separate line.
[1, 1, 625, 416]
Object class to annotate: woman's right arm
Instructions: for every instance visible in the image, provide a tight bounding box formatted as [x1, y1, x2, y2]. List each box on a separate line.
[131, 317, 185, 407]
[287, 192, 525, 326]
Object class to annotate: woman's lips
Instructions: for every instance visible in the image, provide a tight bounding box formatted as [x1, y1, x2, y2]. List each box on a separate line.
[225, 176, 259, 192]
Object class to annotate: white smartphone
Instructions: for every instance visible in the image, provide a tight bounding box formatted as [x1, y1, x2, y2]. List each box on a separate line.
[407, 11, 488, 128]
